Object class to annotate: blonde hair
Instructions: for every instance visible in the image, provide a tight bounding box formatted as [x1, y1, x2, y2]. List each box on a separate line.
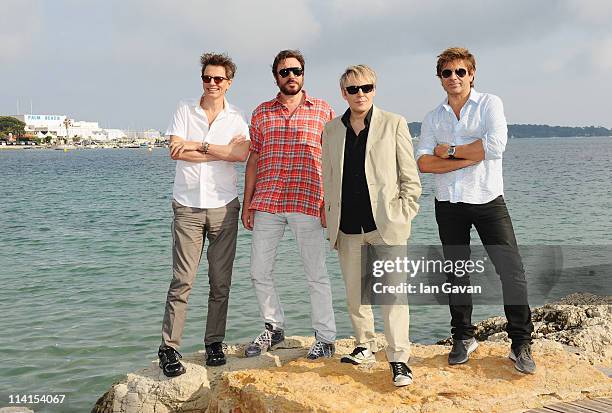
[339, 64, 377, 88]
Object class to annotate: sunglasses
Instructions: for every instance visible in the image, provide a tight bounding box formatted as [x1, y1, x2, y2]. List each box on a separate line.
[440, 68, 468, 78]
[202, 75, 229, 84]
[345, 84, 375, 95]
[278, 67, 304, 78]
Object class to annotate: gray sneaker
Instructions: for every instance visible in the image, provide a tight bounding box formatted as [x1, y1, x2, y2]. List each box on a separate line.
[245, 323, 284, 358]
[448, 337, 479, 365]
[509, 343, 536, 374]
[306, 340, 335, 360]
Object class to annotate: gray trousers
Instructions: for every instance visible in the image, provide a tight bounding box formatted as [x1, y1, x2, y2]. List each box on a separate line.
[161, 197, 240, 348]
[250, 211, 336, 343]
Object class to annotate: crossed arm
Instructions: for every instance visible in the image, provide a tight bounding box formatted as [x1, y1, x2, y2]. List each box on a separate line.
[418, 96, 508, 173]
[169, 135, 250, 162]
[417, 139, 484, 173]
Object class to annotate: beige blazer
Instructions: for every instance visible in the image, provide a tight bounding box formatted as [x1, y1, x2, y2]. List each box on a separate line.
[322, 106, 422, 249]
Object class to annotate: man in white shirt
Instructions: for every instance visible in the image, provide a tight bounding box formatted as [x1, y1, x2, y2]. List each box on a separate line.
[417, 47, 535, 374]
[157, 53, 250, 377]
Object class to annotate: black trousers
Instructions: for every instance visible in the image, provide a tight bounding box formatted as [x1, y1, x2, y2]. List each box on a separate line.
[435, 195, 533, 347]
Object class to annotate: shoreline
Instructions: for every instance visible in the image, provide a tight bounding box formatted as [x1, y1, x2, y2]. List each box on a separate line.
[0, 145, 166, 150]
[1, 135, 611, 151]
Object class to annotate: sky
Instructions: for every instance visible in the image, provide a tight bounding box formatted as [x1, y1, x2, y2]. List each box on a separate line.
[1, 0, 611, 131]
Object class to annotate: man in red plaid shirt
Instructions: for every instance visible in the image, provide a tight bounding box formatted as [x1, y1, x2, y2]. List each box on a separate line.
[242, 50, 337, 359]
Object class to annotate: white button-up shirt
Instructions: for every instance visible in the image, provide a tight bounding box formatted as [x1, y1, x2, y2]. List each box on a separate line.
[416, 89, 508, 204]
[166, 98, 250, 208]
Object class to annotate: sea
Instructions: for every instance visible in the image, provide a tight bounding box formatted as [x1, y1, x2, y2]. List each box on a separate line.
[1, 136, 611, 412]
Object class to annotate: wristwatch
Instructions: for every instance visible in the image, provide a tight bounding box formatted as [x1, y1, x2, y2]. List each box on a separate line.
[201, 141, 210, 154]
[447, 145, 456, 158]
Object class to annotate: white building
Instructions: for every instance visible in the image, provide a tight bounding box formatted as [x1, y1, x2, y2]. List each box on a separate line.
[8, 114, 127, 142]
[126, 129, 161, 143]
[69, 120, 103, 140]
[11, 114, 67, 139]
[102, 129, 127, 141]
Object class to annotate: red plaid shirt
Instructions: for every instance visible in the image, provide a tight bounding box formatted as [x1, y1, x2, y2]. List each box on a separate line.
[249, 91, 335, 217]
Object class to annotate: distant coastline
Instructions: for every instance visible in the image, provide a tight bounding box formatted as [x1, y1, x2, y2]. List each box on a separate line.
[2, 126, 612, 150]
[408, 122, 612, 139]
[0, 142, 167, 150]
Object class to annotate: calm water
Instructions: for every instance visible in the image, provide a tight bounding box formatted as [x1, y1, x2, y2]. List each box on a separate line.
[1, 137, 610, 412]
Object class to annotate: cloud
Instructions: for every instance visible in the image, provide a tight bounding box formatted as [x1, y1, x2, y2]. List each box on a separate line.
[310, 0, 568, 62]
[110, 0, 321, 63]
[590, 35, 612, 72]
[0, 0, 42, 63]
[1, 0, 611, 128]
[328, 0, 431, 20]
[564, 0, 612, 26]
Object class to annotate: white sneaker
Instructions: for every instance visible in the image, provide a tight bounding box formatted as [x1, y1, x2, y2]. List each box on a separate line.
[340, 346, 376, 365]
[390, 362, 413, 387]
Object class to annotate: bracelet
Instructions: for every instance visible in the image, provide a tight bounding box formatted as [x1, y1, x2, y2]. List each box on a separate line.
[202, 142, 210, 154]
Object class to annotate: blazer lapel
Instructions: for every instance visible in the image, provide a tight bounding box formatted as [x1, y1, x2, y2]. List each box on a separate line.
[366, 105, 383, 156]
[333, 119, 347, 185]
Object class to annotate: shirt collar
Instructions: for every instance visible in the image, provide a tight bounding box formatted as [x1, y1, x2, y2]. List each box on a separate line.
[194, 97, 236, 115]
[341, 105, 374, 128]
[468, 88, 481, 103]
[441, 88, 480, 112]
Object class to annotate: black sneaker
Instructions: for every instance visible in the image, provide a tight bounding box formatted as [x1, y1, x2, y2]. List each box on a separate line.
[340, 346, 376, 365]
[509, 343, 536, 374]
[448, 337, 479, 365]
[244, 323, 285, 358]
[306, 340, 335, 360]
[390, 362, 413, 387]
[158, 346, 186, 377]
[205, 342, 226, 367]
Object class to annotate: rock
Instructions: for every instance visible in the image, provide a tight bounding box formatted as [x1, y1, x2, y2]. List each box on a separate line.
[208, 340, 611, 413]
[94, 293, 612, 413]
[92, 339, 316, 413]
[486, 331, 509, 342]
[436, 292, 612, 364]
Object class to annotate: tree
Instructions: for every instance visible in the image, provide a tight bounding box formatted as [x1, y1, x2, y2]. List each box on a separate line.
[0, 116, 26, 139]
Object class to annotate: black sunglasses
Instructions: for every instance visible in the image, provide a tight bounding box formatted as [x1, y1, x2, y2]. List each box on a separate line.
[345, 84, 375, 95]
[202, 75, 229, 84]
[278, 67, 304, 78]
[440, 68, 468, 79]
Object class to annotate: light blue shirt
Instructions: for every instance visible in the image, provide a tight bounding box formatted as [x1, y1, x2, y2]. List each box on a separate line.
[416, 89, 508, 204]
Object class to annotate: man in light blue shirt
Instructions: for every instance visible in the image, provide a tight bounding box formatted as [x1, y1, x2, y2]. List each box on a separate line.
[417, 47, 535, 374]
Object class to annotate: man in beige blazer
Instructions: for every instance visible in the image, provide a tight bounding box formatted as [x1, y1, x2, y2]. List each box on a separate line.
[322, 65, 421, 386]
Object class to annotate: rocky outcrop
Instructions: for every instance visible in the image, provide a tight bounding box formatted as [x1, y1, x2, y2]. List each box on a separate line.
[209, 341, 610, 413]
[93, 294, 611, 413]
[436, 292, 612, 365]
[92, 337, 317, 413]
